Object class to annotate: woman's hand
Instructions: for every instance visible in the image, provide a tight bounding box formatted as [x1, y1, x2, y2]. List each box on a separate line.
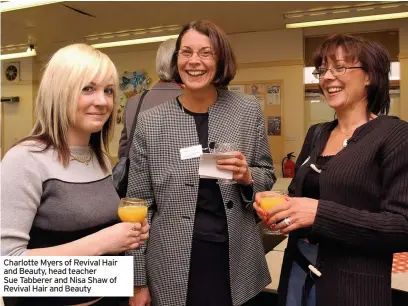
[216, 151, 253, 185]
[253, 191, 286, 222]
[139, 218, 150, 242]
[93, 220, 150, 255]
[265, 197, 318, 234]
[129, 286, 151, 306]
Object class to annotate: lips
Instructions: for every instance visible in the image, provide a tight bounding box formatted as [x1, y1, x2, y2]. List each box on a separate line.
[327, 87, 343, 93]
[87, 113, 106, 118]
[186, 70, 206, 77]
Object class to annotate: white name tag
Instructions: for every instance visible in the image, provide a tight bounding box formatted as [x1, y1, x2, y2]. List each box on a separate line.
[180, 145, 203, 160]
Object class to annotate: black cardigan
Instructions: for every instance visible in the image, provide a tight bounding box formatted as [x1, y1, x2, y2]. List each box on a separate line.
[278, 116, 408, 306]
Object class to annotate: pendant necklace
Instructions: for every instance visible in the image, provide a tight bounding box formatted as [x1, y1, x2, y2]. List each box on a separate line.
[337, 129, 352, 148]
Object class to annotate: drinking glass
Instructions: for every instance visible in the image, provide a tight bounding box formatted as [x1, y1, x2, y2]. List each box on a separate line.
[213, 142, 238, 185]
[118, 198, 148, 224]
[259, 193, 285, 235]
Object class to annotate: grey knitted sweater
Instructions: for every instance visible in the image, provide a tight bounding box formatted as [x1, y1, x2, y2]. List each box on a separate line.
[1, 141, 120, 256]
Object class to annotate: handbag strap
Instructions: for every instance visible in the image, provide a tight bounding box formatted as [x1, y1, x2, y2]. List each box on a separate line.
[311, 123, 325, 151]
[124, 89, 149, 157]
[308, 122, 326, 163]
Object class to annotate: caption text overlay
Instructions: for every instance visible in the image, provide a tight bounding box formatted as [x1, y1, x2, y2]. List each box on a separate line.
[0, 256, 133, 296]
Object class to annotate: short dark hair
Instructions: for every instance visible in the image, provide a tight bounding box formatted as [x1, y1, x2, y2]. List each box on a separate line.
[313, 34, 391, 115]
[171, 20, 236, 87]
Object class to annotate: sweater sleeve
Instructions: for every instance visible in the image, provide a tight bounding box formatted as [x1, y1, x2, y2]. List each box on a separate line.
[1, 145, 43, 256]
[241, 98, 276, 207]
[311, 136, 408, 253]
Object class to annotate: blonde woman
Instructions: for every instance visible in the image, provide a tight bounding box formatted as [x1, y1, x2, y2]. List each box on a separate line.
[1, 44, 149, 306]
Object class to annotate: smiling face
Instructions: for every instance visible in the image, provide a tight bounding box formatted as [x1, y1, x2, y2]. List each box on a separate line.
[69, 74, 114, 141]
[177, 29, 217, 91]
[319, 47, 370, 112]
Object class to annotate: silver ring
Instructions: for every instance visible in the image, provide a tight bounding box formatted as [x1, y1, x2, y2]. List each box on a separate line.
[284, 217, 291, 226]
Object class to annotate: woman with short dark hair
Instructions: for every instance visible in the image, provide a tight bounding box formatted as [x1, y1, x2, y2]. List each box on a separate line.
[128, 20, 276, 306]
[254, 34, 408, 306]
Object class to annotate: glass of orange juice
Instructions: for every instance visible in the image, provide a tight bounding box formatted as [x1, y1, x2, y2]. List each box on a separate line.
[259, 193, 285, 235]
[118, 198, 148, 224]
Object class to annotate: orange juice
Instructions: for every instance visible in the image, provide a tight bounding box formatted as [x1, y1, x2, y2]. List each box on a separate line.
[118, 206, 147, 223]
[259, 196, 284, 213]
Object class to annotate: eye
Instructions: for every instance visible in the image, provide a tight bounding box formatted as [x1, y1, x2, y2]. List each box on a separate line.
[82, 86, 94, 93]
[199, 50, 213, 58]
[179, 49, 192, 57]
[333, 65, 344, 73]
[104, 87, 114, 95]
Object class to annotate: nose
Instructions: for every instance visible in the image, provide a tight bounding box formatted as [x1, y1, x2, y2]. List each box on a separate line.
[322, 68, 335, 81]
[94, 89, 107, 106]
[188, 51, 201, 64]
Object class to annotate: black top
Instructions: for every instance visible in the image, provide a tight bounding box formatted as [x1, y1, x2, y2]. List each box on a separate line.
[302, 155, 333, 199]
[177, 98, 228, 242]
[279, 116, 408, 306]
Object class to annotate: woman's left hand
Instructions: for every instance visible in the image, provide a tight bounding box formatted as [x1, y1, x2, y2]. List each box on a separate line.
[266, 197, 319, 234]
[216, 151, 253, 185]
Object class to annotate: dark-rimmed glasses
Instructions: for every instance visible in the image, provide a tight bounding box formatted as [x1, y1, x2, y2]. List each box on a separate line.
[312, 66, 365, 79]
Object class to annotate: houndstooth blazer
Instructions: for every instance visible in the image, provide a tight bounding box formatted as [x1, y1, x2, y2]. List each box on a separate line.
[127, 89, 276, 306]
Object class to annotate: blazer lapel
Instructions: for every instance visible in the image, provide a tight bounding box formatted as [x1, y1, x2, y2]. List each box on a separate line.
[167, 100, 201, 187]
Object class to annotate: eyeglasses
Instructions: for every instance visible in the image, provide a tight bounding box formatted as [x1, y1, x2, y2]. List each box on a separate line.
[312, 66, 365, 79]
[178, 48, 215, 60]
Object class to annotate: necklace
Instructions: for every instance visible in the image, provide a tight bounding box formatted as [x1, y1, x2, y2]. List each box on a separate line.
[70, 150, 92, 165]
[336, 128, 352, 148]
[337, 115, 374, 148]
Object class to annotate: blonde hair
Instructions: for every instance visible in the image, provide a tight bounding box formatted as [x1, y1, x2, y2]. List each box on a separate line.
[22, 43, 119, 172]
[156, 38, 177, 81]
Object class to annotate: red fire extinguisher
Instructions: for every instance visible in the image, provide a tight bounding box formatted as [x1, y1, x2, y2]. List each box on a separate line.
[282, 152, 296, 178]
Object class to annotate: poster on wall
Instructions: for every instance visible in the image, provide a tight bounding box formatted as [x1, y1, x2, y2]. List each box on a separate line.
[245, 84, 265, 101]
[117, 70, 152, 124]
[266, 85, 281, 105]
[228, 85, 245, 94]
[245, 84, 265, 111]
[267, 116, 281, 136]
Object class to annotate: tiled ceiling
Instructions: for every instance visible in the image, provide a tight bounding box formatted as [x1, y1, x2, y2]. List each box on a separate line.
[2, 1, 376, 55]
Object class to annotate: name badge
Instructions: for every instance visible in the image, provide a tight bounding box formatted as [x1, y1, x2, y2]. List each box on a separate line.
[180, 145, 203, 160]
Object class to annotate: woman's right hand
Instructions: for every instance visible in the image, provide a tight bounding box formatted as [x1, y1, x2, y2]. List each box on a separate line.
[93, 222, 149, 255]
[253, 191, 287, 222]
[129, 286, 151, 306]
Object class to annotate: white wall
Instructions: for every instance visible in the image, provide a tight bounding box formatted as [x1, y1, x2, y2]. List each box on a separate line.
[1, 58, 36, 154]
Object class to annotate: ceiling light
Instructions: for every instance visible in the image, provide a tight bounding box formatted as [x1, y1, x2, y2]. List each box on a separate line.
[91, 34, 179, 49]
[1, 45, 37, 61]
[286, 12, 408, 28]
[0, 0, 63, 13]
